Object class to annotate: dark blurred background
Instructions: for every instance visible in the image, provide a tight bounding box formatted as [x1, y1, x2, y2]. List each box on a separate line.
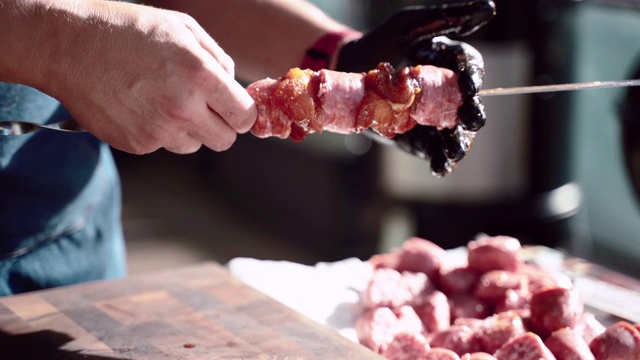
[115, 0, 640, 278]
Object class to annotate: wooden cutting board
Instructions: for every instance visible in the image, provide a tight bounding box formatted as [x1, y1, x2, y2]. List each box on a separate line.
[0, 261, 383, 360]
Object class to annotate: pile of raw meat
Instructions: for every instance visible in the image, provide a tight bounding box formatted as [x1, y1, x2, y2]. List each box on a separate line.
[355, 236, 640, 359]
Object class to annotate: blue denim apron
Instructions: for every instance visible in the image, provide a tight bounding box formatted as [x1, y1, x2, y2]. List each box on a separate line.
[0, 83, 126, 295]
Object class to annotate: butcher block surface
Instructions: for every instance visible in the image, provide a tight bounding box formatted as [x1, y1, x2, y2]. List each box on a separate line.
[0, 261, 383, 360]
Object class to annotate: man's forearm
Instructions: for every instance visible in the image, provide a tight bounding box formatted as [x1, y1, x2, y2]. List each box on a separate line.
[0, 0, 109, 92]
[0, 0, 54, 85]
[147, 0, 355, 82]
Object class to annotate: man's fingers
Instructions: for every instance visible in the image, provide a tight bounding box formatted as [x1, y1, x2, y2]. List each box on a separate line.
[177, 14, 256, 134]
[189, 107, 240, 152]
[184, 17, 236, 77]
[204, 64, 257, 134]
[163, 132, 203, 154]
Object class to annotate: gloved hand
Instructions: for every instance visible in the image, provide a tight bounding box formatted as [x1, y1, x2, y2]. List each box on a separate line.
[336, 0, 496, 176]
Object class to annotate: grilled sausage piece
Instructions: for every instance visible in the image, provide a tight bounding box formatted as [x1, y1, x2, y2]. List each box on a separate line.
[544, 327, 594, 360]
[573, 312, 606, 345]
[460, 353, 497, 360]
[494, 332, 556, 360]
[423, 347, 463, 360]
[479, 311, 527, 354]
[429, 325, 483, 356]
[474, 270, 528, 304]
[467, 236, 522, 273]
[588, 321, 640, 360]
[383, 332, 431, 360]
[414, 290, 451, 333]
[449, 294, 491, 321]
[529, 287, 584, 338]
[355, 306, 400, 353]
[438, 266, 479, 296]
[395, 237, 447, 280]
[362, 268, 434, 308]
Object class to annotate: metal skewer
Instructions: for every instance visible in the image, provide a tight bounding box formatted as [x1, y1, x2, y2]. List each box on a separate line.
[479, 79, 640, 97]
[3, 80, 640, 136]
[0, 118, 84, 136]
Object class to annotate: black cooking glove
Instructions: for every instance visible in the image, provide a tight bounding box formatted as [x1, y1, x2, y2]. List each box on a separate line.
[336, 0, 496, 176]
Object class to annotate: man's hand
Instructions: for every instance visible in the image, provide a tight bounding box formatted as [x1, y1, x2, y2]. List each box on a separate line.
[336, 0, 496, 176]
[29, 0, 257, 154]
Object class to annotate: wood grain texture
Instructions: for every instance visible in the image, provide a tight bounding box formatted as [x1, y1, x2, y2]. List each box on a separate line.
[0, 262, 382, 360]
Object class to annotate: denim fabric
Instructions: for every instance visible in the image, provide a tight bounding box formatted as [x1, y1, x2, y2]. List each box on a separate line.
[0, 83, 126, 296]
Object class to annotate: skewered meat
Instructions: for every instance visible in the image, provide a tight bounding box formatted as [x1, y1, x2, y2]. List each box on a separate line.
[247, 63, 463, 142]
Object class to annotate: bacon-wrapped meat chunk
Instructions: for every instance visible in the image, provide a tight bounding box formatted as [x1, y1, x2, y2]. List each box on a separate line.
[247, 63, 462, 142]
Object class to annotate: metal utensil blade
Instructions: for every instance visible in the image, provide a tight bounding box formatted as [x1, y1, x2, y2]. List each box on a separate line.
[479, 79, 640, 97]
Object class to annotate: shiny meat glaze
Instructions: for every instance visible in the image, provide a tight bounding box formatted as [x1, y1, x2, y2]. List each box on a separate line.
[246, 78, 280, 138]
